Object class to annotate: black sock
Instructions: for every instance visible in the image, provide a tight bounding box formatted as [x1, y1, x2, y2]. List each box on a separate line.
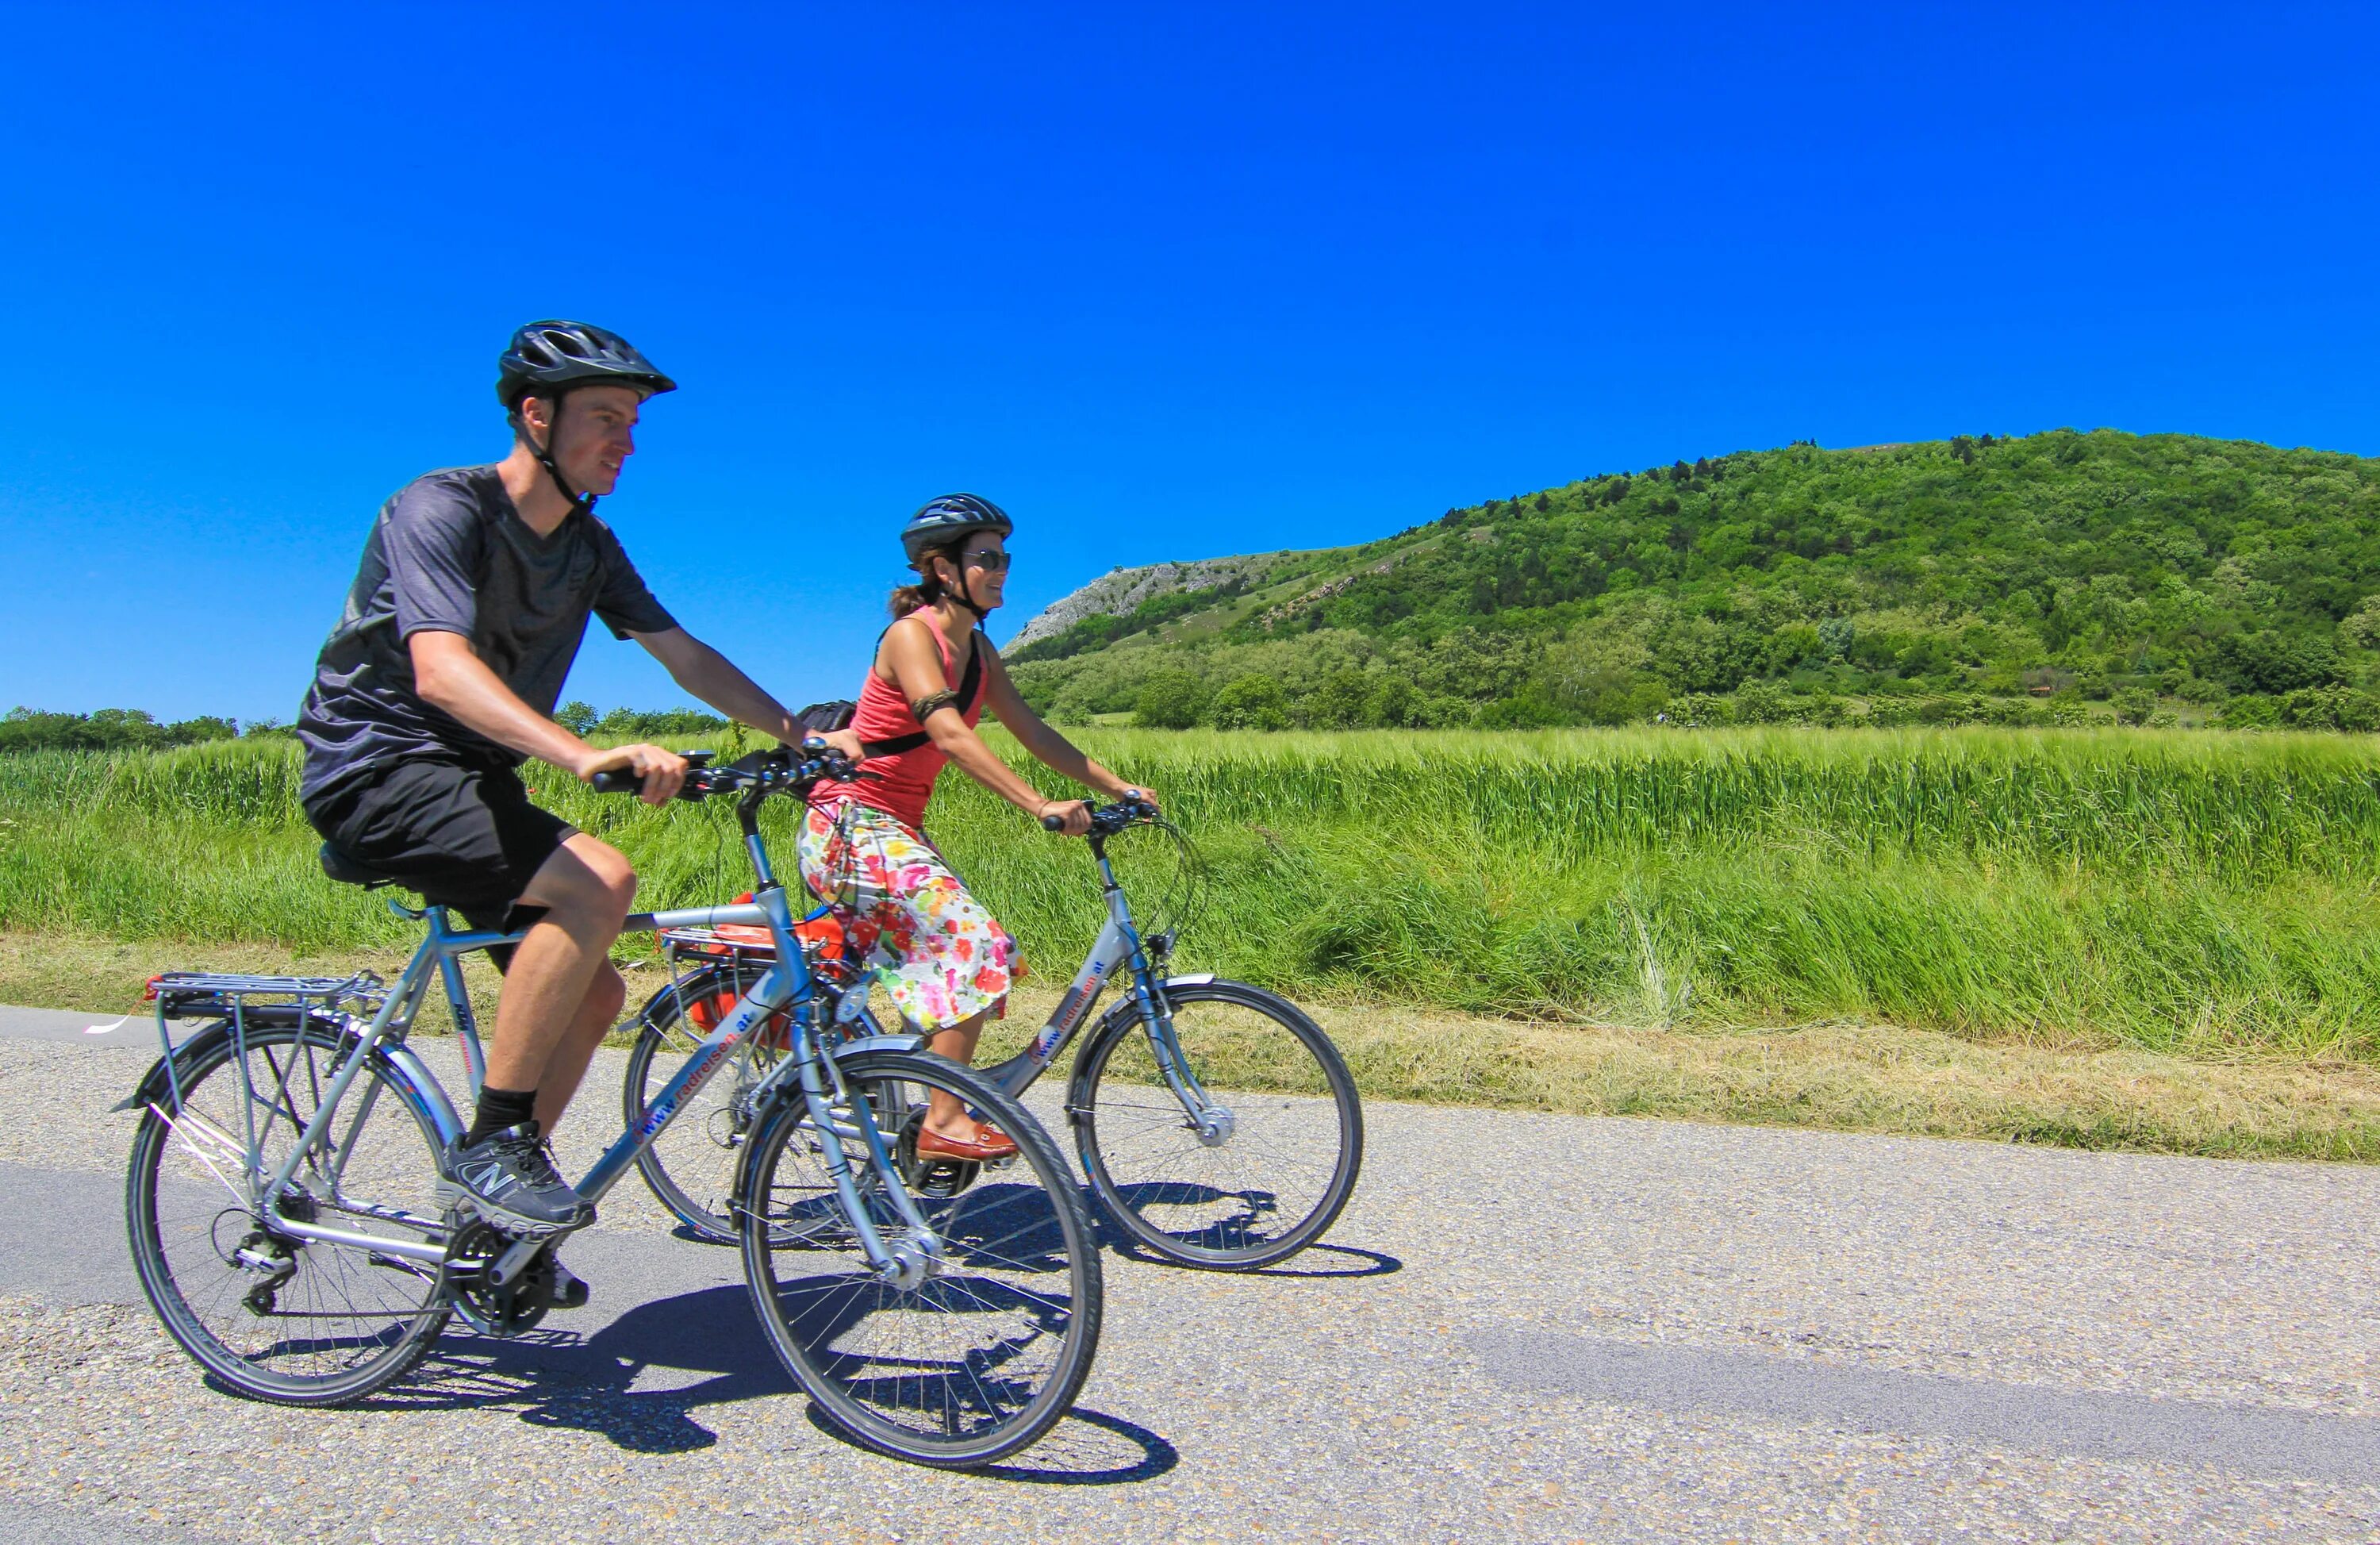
[465, 1086, 538, 1147]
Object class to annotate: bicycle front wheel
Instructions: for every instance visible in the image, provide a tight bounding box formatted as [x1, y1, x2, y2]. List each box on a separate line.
[125, 1020, 452, 1405]
[739, 1050, 1103, 1468]
[1074, 979, 1363, 1269]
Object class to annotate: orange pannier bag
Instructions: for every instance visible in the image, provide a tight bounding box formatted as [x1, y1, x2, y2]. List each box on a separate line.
[669, 914, 848, 1050]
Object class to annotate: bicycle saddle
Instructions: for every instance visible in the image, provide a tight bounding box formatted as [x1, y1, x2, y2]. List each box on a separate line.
[318, 842, 401, 890]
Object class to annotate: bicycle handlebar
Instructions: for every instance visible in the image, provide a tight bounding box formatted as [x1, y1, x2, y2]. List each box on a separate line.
[587, 740, 858, 801]
[1042, 791, 1158, 836]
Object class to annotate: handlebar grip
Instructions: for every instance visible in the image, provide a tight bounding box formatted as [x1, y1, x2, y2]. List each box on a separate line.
[1042, 812, 1068, 832]
[589, 771, 642, 794]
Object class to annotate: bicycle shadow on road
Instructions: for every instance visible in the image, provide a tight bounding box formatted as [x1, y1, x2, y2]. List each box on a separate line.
[362, 1282, 785, 1452]
[800, 1401, 1180, 1485]
[367, 1282, 1177, 1481]
[1104, 1228, 1404, 1280]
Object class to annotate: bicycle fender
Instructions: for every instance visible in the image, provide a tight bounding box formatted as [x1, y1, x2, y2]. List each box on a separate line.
[832, 1033, 928, 1059]
[380, 1041, 466, 1148]
[111, 1020, 462, 1151]
[110, 1013, 346, 1113]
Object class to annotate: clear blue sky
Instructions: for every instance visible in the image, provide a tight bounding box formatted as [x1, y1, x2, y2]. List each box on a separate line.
[4, 2, 2375, 723]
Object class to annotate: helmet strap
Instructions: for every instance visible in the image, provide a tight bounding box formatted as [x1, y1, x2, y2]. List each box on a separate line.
[925, 546, 994, 622]
[524, 391, 597, 517]
[954, 569, 993, 621]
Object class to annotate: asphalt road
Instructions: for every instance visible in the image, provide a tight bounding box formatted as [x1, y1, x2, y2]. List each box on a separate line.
[2, 1003, 2376, 1543]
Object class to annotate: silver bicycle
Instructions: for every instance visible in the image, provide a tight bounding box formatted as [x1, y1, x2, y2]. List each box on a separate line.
[120, 745, 1102, 1469]
[628, 794, 1364, 1270]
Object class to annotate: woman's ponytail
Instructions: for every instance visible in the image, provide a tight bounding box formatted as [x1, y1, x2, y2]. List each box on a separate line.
[888, 539, 964, 618]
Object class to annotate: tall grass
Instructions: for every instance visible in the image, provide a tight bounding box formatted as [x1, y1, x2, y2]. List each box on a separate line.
[6, 728, 2380, 1059]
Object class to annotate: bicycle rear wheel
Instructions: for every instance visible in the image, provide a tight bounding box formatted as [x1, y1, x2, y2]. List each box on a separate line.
[624, 964, 782, 1244]
[1074, 979, 1363, 1269]
[739, 1050, 1102, 1468]
[125, 1020, 452, 1405]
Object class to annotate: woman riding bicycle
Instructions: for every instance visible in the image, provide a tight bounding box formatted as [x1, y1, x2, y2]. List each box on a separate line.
[801, 494, 1157, 1161]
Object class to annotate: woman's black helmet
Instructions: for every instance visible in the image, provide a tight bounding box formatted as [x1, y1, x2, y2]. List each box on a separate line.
[497, 320, 677, 409]
[900, 494, 1013, 567]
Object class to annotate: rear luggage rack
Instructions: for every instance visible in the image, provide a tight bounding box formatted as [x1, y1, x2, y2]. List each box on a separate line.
[145, 970, 387, 1023]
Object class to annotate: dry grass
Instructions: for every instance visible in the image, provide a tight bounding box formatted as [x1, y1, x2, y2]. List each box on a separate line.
[987, 982, 2380, 1163]
[13, 928, 2374, 1163]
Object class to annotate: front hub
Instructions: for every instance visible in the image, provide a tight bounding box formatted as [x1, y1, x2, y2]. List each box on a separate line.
[1192, 1104, 1237, 1147]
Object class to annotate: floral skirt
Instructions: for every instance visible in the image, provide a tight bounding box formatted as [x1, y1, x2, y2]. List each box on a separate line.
[796, 801, 1024, 1032]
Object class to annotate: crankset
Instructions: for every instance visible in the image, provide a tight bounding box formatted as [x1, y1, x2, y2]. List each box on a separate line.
[438, 1215, 556, 1335]
[896, 1110, 981, 1198]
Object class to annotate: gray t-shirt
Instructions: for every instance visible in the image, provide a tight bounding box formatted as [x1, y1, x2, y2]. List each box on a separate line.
[297, 466, 677, 805]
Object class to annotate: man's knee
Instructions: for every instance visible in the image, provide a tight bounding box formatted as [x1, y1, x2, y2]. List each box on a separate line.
[527, 836, 639, 924]
[585, 962, 628, 1024]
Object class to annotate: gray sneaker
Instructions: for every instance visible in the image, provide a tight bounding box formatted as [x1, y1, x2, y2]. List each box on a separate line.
[437, 1124, 593, 1236]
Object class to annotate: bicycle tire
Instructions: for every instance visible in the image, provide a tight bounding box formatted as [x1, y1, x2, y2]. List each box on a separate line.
[125, 1020, 453, 1405]
[622, 963, 781, 1244]
[739, 1049, 1103, 1468]
[1073, 978, 1363, 1270]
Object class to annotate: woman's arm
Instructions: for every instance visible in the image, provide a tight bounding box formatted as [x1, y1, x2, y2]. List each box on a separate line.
[980, 651, 1154, 805]
[882, 620, 1093, 833]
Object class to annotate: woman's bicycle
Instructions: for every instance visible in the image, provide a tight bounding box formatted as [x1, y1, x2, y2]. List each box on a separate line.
[628, 793, 1364, 1270]
[119, 744, 1102, 1469]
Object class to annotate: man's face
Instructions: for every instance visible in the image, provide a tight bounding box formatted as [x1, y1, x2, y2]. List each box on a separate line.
[530, 384, 643, 498]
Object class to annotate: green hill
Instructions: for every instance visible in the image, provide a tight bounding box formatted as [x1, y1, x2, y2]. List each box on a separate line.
[1004, 429, 2380, 731]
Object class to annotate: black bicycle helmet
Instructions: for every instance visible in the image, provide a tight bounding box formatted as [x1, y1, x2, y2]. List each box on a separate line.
[496, 320, 677, 409]
[900, 494, 1013, 567]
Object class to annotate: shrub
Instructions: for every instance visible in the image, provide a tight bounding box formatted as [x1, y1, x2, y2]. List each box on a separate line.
[1132, 670, 1210, 730]
[2111, 686, 2157, 727]
[1663, 693, 1736, 728]
[1207, 674, 1290, 732]
[1305, 670, 1375, 730]
[2216, 632, 2347, 695]
[2217, 695, 2281, 729]
[1367, 676, 1420, 728]
[1475, 694, 1568, 729]
[2278, 687, 2380, 732]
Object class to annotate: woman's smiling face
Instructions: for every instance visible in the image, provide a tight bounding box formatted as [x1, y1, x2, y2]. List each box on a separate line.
[953, 532, 1009, 609]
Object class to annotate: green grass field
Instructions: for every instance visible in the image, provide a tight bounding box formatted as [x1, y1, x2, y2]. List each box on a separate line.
[6, 725, 2379, 1063]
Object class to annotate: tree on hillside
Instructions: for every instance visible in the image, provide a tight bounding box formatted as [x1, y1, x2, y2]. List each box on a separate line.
[1132, 670, 1209, 730]
[1307, 669, 1374, 728]
[1207, 674, 1289, 731]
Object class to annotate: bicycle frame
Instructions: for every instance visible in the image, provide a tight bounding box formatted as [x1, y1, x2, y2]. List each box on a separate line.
[152, 878, 934, 1286]
[978, 831, 1223, 1132]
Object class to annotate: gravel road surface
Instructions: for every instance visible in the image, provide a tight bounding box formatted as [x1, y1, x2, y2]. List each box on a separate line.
[1, 1005, 2374, 1543]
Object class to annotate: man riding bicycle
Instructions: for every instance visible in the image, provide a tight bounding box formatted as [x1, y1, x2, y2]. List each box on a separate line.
[295, 320, 854, 1270]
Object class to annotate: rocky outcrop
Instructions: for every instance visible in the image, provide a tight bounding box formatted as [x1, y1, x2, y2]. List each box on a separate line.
[1009, 555, 1273, 648]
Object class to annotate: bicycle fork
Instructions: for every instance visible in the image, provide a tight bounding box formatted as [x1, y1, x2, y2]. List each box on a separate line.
[793, 1036, 947, 1289]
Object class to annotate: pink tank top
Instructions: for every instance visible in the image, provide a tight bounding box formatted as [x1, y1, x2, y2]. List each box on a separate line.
[808, 621, 985, 831]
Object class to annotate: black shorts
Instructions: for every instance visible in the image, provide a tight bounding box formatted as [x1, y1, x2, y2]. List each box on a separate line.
[305, 756, 577, 938]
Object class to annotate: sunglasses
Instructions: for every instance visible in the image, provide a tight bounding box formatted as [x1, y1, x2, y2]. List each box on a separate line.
[962, 548, 1012, 572]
